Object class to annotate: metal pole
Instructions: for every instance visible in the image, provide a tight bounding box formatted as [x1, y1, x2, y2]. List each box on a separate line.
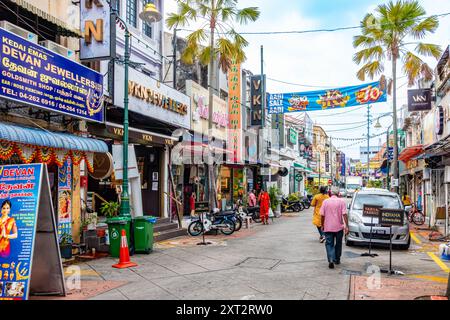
[330, 137, 333, 186]
[445, 182, 448, 237]
[120, 26, 131, 218]
[386, 127, 390, 190]
[318, 152, 321, 187]
[261, 45, 267, 190]
[392, 60, 399, 195]
[172, 28, 177, 89]
[367, 104, 370, 185]
[389, 225, 393, 274]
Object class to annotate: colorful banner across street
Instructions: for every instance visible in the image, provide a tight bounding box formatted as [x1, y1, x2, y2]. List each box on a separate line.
[267, 81, 386, 114]
[0, 27, 104, 122]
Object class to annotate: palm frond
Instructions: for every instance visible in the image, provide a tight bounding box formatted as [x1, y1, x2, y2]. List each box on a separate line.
[166, 13, 191, 29]
[403, 51, 422, 86]
[227, 29, 249, 48]
[186, 29, 208, 46]
[353, 46, 384, 65]
[181, 44, 198, 65]
[420, 63, 433, 82]
[411, 16, 439, 39]
[415, 43, 442, 59]
[353, 35, 377, 49]
[199, 46, 213, 66]
[356, 61, 384, 81]
[235, 7, 260, 25]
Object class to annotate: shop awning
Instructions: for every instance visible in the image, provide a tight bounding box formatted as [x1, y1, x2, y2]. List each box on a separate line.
[398, 145, 424, 162]
[0, 123, 108, 153]
[293, 162, 314, 173]
[9, 0, 81, 37]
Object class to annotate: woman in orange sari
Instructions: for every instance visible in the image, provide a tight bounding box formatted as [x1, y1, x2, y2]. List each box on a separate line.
[258, 189, 271, 225]
[0, 200, 18, 258]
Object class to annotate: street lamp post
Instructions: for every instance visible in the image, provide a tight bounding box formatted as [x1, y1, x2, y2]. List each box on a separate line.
[114, 2, 162, 218]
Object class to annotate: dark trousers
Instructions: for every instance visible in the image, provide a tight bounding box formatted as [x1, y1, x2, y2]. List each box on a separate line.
[324, 230, 344, 263]
[317, 226, 324, 237]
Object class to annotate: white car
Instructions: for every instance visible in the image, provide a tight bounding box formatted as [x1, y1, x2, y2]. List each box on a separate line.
[345, 188, 410, 250]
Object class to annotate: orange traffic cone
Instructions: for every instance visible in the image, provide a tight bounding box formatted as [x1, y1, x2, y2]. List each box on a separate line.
[112, 229, 138, 269]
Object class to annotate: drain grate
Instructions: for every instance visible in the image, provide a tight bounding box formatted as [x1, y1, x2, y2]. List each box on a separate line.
[344, 251, 364, 259]
[236, 257, 282, 270]
[340, 269, 362, 276]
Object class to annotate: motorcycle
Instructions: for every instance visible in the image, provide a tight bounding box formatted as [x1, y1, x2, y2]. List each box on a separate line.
[242, 206, 261, 223]
[301, 197, 311, 209]
[187, 209, 236, 236]
[281, 197, 303, 213]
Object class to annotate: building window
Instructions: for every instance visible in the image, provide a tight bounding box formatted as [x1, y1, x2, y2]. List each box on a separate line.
[127, 0, 137, 28]
[114, 0, 120, 15]
[143, 22, 153, 38]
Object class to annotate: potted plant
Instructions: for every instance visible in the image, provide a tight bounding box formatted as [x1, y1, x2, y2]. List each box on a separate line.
[269, 186, 283, 217]
[59, 233, 73, 259]
[100, 201, 120, 218]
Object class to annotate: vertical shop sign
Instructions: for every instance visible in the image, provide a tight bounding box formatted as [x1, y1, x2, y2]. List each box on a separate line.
[251, 75, 265, 126]
[0, 164, 65, 300]
[58, 159, 73, 240]
[233, 169, 245, 198]
[228, 61, 242, 163]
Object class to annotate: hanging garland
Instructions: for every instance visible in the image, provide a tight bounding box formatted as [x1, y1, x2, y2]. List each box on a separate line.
[15, 144, 37, 164]
[71, 150, 85, 166]
[84, 152, 94, 173]
[36, 147, 54, 164]
[0, 141, 15, 160]
[54, 149, 71, 167]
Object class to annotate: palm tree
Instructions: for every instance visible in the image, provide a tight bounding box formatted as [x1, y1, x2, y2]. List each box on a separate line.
[353, 0, 442, 193]
[167, 0, 260, 208]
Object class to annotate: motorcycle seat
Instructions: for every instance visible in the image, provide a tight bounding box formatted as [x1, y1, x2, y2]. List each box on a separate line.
[215, 210, 236, 216]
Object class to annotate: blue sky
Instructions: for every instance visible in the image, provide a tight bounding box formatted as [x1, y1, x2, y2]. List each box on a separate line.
[164, 0, 450, 159]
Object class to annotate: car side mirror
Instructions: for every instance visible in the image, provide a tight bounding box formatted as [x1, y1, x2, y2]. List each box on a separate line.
[347, 203, 351, 210]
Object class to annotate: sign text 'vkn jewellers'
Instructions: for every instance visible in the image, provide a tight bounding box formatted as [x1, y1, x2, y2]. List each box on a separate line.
[0, 27, 104, 122]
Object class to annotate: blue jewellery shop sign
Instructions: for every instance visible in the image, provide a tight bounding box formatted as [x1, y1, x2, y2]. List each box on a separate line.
[0, 27, 104, 122]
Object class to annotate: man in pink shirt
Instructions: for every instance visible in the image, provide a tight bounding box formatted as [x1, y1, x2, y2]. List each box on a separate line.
[248, 189, 257, 207]
[320, 186, 349, 269]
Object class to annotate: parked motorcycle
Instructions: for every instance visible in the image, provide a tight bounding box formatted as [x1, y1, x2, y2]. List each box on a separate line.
[301, 197, 311, 210]
[242, 206, 261, 223]
[187, 209, 236, 236]
[281, 197, 303, 212]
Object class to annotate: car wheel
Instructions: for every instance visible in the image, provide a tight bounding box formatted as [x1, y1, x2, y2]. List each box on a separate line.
[398, 236, 411, 250]
[345, 238, 355, 247]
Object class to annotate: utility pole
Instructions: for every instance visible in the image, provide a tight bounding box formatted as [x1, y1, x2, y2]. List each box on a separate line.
[330, 137, 333, 187]
[318, 152, 321, 188]
[172, 28, 177, 89]
[367, 104, 370, 186]
[386, 126, 390, 190]
[261, 45, 269, 190]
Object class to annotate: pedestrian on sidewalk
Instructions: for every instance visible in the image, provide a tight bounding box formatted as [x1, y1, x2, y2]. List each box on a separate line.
[320, 186, 349, 269]
[402, 192, 412, 206]
[258, 188, 271, 225]
[311, 186, 329, 243]
[248, 189, 257, 207]
[189, 192, 196, 217]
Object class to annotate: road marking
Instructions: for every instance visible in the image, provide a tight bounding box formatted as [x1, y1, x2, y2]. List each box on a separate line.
[427, 252, 450, 273]
[407, 274, 449, 283]
[410, 232, 422, 245]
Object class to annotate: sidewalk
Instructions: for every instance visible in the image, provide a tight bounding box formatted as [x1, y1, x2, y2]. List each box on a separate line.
[349, 224, 449, 300]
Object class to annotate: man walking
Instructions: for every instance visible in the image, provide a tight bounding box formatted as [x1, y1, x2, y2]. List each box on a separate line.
[320, 186, 349, 269]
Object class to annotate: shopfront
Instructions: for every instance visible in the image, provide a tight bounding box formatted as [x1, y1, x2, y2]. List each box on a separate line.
[0, 24, 106, 246]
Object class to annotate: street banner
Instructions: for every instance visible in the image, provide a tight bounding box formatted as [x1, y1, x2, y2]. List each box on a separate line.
[0, 164, 65, 300]
[379, 208, 405, 226]
[0, 27, 104, 122]
[268, 81, 386, 114]
[407, 88, 432, 112]
[363, 204, 382, 218]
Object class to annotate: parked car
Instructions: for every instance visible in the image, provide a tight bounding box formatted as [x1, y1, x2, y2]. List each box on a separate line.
[345, 188, 410, 250]
[339, 188, 347, 198]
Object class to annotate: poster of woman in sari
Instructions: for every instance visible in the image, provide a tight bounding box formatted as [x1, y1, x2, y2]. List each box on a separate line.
[0, 200, 18, 258]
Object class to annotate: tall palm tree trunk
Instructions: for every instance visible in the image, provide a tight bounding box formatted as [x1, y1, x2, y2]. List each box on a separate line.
[208, 0, 217, 209]
[392, 57, 399, 194]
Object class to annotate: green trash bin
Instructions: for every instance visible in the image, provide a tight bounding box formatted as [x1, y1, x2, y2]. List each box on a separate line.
[133, 216, 156, 254]
[107, 216, 131, 258]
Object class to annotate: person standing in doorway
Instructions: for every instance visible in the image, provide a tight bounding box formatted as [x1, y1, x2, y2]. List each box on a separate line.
[190, 192, 196, 217]
[320, 186, 348, 269]
[258, 188, 271, 225]
[311, 186, 329, 243]
[248, 189, 257, 207]
[402, 192, 412, 206]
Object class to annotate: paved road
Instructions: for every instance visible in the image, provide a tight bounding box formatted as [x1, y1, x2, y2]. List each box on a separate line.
[69, 203, 448, 300]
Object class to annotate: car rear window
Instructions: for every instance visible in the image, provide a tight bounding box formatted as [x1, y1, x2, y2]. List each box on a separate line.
[352, 194, 402, 210]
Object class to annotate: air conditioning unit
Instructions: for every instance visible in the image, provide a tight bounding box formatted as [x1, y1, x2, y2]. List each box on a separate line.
[0, 21, 38, 43]
[423, 168, 431, 180]
[445, 166, 450, 184]
[39, 40, 75, 60]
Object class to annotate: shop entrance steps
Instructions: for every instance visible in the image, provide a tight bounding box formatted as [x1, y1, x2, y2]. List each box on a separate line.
[153, 217, 187, 242]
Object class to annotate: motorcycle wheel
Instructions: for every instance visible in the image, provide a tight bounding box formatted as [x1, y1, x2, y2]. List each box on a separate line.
[298, 203, 304, 211]
[303, 202, 310, 209]
[220, 220, 236, 235]
[293, 203, 301, 212]
[187, 220, 203, 236]
[234, 216, 242, 232]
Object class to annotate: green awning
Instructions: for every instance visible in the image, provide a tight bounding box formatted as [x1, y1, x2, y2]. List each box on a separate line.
[293, 162, 313, 173]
